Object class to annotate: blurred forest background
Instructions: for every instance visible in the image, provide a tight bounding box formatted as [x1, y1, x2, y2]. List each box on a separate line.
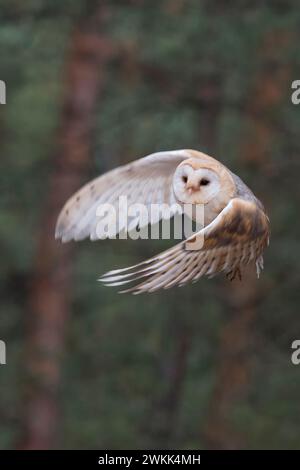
[1, 0, 300, 450]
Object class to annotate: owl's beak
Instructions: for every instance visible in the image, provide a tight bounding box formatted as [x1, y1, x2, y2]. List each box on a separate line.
[186, 181, 199, 193]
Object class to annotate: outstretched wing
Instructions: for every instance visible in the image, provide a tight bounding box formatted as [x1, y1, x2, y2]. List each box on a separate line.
[99, 198, 270, 294]
[55, 150, 190, 242]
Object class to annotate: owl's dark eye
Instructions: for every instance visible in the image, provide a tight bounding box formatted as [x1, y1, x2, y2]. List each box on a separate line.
[182, 176, 188, 184]
[200, 178, 210, 186]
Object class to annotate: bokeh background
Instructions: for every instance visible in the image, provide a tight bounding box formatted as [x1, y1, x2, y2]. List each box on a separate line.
[1, 0, 300, 450]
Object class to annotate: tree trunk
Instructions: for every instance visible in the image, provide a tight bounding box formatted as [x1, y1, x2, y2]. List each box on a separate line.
[146, 306, 193, 448]
[18, 3, 113, 450]
[203, 271, 259, 449]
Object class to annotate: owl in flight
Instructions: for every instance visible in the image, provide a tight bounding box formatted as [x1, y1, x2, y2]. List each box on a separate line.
[55, 150, 270, 294]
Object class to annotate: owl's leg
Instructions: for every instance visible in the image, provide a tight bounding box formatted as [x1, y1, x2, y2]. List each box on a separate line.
[226, 267, 242, 282]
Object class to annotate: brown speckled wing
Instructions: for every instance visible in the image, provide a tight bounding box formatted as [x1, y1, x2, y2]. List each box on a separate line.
[99, 198, 270, 294]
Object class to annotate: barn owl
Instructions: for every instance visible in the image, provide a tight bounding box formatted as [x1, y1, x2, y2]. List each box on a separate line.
[55, 149, 270, 294]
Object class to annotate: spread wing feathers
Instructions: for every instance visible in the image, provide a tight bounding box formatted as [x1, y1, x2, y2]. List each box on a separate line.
[99, 198, 270, 294]
[55, 150, 190, 242]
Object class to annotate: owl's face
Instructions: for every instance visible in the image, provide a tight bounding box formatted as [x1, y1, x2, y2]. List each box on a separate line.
[173, 160, 221, 205]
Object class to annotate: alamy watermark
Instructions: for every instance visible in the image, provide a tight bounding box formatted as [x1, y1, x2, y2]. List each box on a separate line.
[291, 340, 300, 365]
[93, 197, 205, 249]
[0, 340, 6, 365]
[0, 80, 6, 104]
[291, 80, 300, 105]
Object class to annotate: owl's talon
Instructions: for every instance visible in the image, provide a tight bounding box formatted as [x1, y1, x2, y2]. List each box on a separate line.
[226, 267, 242, 282]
